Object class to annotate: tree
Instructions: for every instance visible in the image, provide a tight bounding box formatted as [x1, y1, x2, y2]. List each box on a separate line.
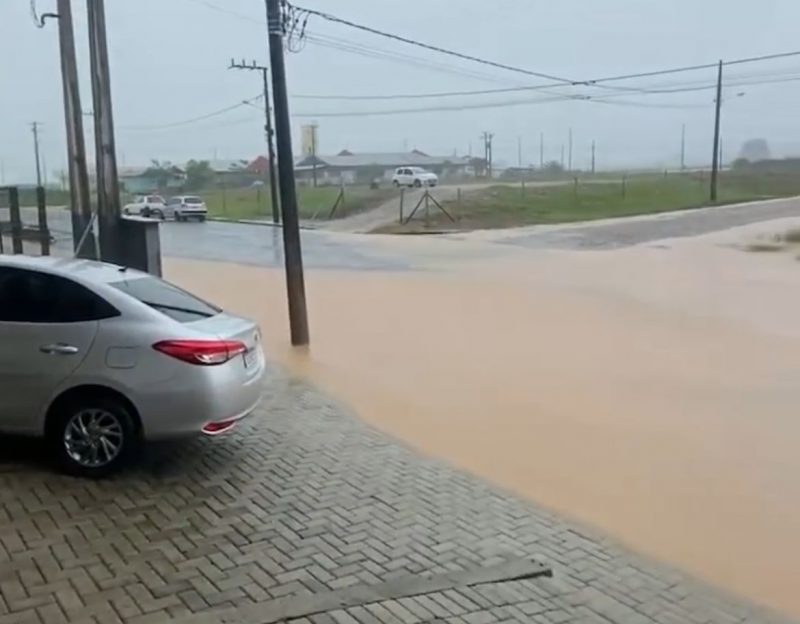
[739, 139, 771, 163]
[185, 160, 214, 190]
[543, 160, 565, 175]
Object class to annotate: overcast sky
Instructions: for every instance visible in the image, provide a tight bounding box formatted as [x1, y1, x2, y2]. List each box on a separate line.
[2, 0, 800, 183]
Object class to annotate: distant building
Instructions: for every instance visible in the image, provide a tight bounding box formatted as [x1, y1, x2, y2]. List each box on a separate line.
[246, 155, 273, 177]
[118, 165, 185, 194]
[206, 159, 251, 187]
[294, 150, 472, 185]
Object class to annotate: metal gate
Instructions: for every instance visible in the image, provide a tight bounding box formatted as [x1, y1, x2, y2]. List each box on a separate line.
[0, 186, 52, 256]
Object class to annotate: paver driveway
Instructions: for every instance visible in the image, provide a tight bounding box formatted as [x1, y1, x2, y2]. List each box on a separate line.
[0, 372, 792, 624]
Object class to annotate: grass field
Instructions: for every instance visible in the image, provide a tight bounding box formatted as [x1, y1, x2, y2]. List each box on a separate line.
[379, 172, 800, 232]
[203, 185, 396, 221]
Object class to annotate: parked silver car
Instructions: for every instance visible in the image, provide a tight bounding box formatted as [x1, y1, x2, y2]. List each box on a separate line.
[0, 255, 265, 477]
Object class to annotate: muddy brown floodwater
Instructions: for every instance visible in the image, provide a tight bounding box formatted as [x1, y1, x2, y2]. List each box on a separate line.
[167, 224, 800, 618]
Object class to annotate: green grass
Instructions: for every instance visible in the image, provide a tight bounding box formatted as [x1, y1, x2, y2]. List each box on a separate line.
[203, 185, 396, 221]
[382, 172, 800, 232]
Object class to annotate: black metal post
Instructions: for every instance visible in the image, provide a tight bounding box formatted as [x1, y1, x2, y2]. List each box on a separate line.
[267, 0, 309, 346]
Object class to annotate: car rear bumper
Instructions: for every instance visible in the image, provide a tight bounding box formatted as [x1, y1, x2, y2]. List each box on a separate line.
[135, 348, 266, 440]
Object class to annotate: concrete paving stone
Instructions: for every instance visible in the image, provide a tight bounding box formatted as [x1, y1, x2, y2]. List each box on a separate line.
[0, 371, 795, 624]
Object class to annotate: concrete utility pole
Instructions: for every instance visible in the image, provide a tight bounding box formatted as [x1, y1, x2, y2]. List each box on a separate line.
[681, 123, 686, 171]
[229, 59, 281, 224]
[710, 60, 723, 202]
[31, 122, 43, 187]
[51, 0, 97, 258]
[266, 0, 309, 347]
[539, 131, 544, 169]
[87, 0, 123, 263]
[309, 122, 319, 188]
[481, 131, 494, 177]
[568, 127, 573, 172]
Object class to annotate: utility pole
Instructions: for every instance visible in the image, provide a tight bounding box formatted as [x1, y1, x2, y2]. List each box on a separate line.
[710, 60, 723, 202]
[560, 144, 565, 170]
[568, 127, 573, 172]
[54, 0, 96, 258]
[481, 131, 494, 178]
[517, 136, 522, 168]
[229, 59, 280, 223]
[87, 0, 123, 263]
[266, 0, 309, 346]
[31, 122, 43, 187]
[591, 140, 596, 175]
[310, 122, 319, 188]
[680, 123, 686, 171]
[539, 131, 544, 169]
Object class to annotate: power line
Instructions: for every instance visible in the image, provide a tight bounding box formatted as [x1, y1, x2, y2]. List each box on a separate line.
[288, 2, 580, 84]
[120, 95, 262, 130]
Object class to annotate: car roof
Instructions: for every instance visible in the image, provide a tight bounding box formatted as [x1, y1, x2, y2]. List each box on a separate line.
[0, 254, 150, 285]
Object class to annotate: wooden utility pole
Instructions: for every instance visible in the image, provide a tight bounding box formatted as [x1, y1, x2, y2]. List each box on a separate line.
[266, 0, 309, 346]
[87, 0, 123, 263]
[229, 59, 280, 223]
[710, 60, 723, 202]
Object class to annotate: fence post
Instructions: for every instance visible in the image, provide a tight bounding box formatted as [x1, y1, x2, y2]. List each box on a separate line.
[456, 187, 461, 220]
[9, 187, 23, 254]
[36, 186, 50, 256]
[573, 176, 579, 202]
[622, 174, 627, 198]
[424, 191, 430, 228]
[399, 188, 405, 223]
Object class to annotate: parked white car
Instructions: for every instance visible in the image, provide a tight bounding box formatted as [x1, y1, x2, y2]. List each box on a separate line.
[122, 195, 167, 219]
[166, 196, 208, 222]
[0, 255, 265, 478]
[392, 167, 439, 188]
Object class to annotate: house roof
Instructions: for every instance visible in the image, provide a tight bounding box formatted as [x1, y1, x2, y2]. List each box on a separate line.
[206, 159, 249, 173]
[296, 151, 470, 169]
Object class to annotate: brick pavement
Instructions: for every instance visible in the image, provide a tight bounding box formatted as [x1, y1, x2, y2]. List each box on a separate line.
[0, 372, 794, 624]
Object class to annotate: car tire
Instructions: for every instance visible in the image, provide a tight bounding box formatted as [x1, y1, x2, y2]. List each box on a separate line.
[123, 208, 130, 215]
[152, 209, 164, 220]
[393, 180, 400, 188]
[414, 179, 422, 188]
[142, 207, 151, 218]
[198, 216, 206, 222]
[48, 394, 139, 479]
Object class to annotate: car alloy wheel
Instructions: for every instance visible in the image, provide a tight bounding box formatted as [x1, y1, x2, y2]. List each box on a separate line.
[63, 408, 124, 469]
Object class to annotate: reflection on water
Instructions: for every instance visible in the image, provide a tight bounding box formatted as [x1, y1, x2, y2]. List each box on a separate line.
[167, 230, 800, 618]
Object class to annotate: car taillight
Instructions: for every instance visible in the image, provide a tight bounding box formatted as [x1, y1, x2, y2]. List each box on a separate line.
[153, 339, 247, 366]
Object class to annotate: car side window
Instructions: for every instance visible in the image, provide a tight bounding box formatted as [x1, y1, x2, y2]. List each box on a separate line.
[0, 267, 119, 323]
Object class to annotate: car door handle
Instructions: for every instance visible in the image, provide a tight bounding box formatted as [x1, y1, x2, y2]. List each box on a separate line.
[40, 343, 80, 355]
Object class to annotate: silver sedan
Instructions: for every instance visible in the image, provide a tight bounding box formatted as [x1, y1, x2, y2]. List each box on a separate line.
[0, 255, 265, 477]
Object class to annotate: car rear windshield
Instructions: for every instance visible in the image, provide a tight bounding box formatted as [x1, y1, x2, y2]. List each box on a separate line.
[146, 196, 165, 203]
[110, 276, 220, 323]
[184, 197, 204, 205]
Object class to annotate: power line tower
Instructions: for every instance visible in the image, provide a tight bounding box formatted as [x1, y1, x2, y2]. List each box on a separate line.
[31, 122, 43, 186]
[229, 59, 280, 223]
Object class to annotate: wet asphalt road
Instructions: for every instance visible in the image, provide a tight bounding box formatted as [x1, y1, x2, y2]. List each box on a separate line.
[25, 196, 800, 269]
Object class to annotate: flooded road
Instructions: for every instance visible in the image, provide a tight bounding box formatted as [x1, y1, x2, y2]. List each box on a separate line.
[167, 217, 800, 618]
